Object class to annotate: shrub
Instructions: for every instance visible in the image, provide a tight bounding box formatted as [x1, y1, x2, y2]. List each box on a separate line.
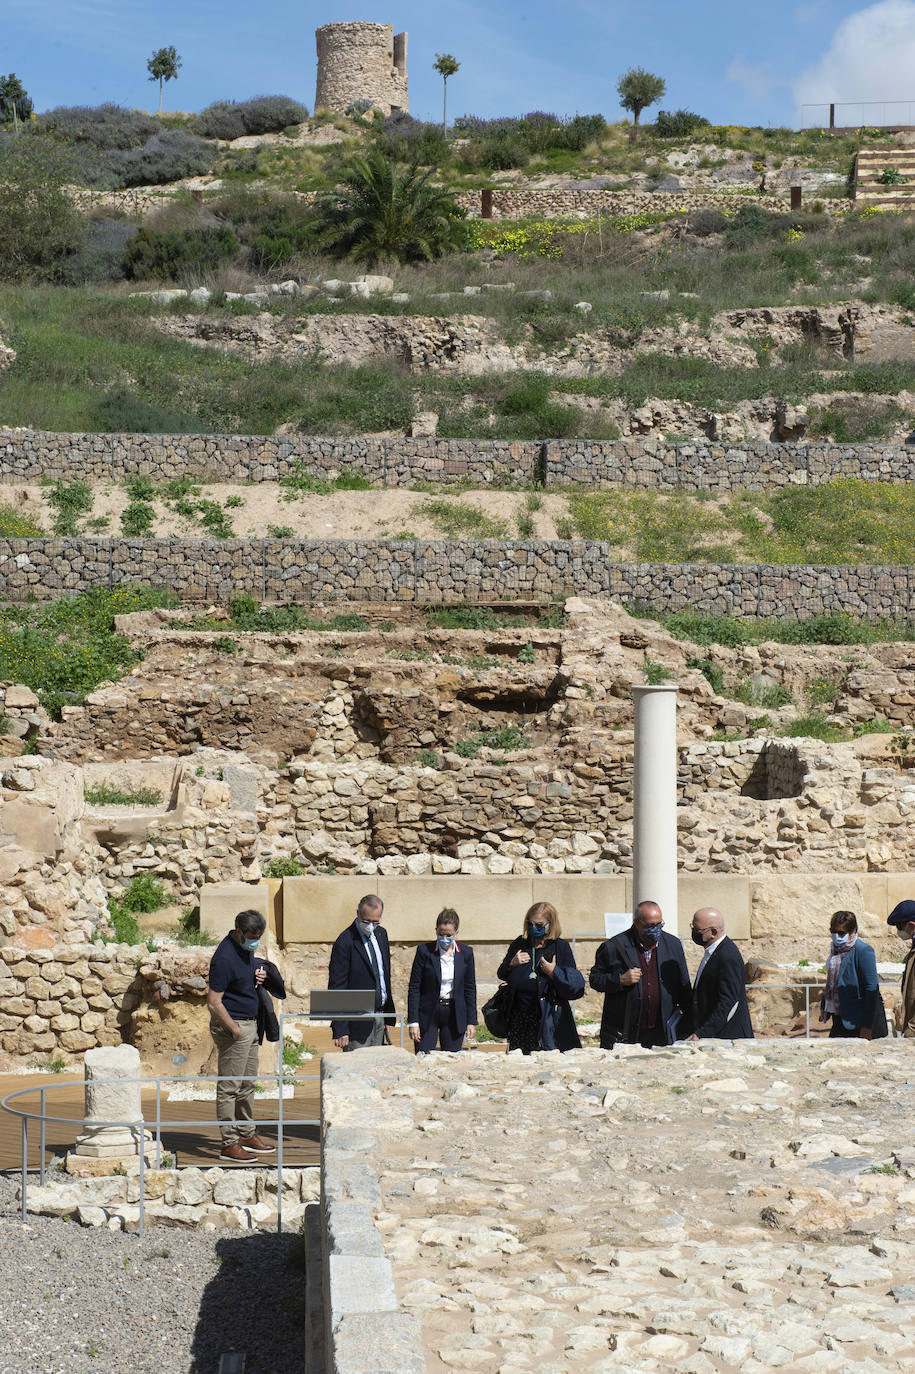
[35, 103, 162, 150]
[116, 873, 169, 913]
[121, 501, 155, 536]
[95, 387, 204, 435]
[192, 95, 309, 140]
[690, 208, 727, 237]
[47, 479, 93, 536]
[54, 218, 135, 285]
[377, 113, 449, 166]
[479, 133, 530, 170]
[655, 109, 710, 138]
[122, 224, 238, 280]
[782, 712, 847, 742]
[263, 856, 305, 878]
[0, 136, 86, 279]
[107, 129, 215, 187]
[724, 204, 778, 249]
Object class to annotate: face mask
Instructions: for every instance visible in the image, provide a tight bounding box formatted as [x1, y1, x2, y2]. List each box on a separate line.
[529, 924, 548, 940]
[437, 935, 454, 951]
[242, 938, 260, 952]
[831, 933, 850, 950]
[641, 924, 662, 946]
[358, 920, 377, 938]
[691, 928, 709, 947]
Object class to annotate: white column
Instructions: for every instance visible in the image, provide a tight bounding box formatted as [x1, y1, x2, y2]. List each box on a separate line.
[632, 685, 679, 934]
[74, 1044, 150, 1158]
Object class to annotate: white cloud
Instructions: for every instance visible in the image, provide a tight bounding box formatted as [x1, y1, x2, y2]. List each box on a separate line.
[727, 59, 778, 102]
[793, 0, 915, 109]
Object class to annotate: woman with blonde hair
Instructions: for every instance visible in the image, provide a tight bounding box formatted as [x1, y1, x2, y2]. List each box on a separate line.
[496, 901, 583, 1054]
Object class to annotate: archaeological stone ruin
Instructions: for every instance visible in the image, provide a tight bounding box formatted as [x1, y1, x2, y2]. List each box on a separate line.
[315, 21, 408, 116]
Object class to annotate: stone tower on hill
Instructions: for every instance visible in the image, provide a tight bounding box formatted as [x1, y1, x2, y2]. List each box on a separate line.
[315, 21, 408, 116]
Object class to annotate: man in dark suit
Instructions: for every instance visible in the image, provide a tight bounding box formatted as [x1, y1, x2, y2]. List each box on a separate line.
[687, 906, 754, 1040]
[328, 894, 396, 1050]
[589, 900, 692, 1049]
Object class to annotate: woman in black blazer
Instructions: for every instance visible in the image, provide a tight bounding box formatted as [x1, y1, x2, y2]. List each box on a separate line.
[408, 908, 478, 1052]
[497, 902, 582, 1054]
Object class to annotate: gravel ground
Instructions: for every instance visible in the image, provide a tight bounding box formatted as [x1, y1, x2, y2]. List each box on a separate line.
[0, 1174, 309, 1374]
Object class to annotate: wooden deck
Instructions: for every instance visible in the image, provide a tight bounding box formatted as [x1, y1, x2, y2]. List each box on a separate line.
[0, 1069, 322, 1172]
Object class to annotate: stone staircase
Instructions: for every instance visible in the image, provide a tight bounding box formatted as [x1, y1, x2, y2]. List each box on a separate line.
[854, 144, 915, 205]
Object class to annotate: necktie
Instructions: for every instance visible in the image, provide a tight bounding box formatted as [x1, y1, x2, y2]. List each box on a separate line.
[365, 935, 382, 1009]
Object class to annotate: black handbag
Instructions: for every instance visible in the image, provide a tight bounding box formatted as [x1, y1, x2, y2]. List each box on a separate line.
[482, 984, 512, 1039]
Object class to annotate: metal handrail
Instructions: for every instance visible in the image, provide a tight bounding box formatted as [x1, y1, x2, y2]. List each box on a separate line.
[1, 1011, 407, 1239]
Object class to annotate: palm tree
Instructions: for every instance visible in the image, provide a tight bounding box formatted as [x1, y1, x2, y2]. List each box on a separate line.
[433, 53, 460, 132]
[315, 150, 467, 266]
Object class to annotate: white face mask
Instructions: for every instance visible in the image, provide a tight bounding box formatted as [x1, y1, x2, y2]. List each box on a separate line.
[358, 919, 378, 938]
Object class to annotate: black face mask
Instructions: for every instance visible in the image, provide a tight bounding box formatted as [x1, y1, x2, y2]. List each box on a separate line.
[691, 929, 709, 947]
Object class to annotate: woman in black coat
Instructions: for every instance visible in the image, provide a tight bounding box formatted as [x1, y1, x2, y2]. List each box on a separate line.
[496, 902, 582, 1054]
[407, 908, 477, 1052]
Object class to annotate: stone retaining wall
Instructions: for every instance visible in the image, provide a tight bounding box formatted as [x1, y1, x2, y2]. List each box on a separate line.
[319, 1053, 424, 1374]
[452, 188, 795, 218]
[0, 536, 912, 616]
[24, 1162, 320, 1231]
[5, 428, 915, 491]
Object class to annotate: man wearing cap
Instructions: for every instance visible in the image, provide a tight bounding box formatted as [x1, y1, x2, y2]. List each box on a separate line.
[887, 900, 915, 1037]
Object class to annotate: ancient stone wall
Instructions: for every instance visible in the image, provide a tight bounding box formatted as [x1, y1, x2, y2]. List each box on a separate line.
[315, 22, 408, 116]
[452, 188, 832, 218]
[0, 941, 139, 1058]
[0, 536, 912, 615]
[5, 428, 915, 491]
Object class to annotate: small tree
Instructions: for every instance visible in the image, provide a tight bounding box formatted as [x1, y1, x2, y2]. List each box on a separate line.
[616, 66, 665, 141]
[0, 139, 85, 279]
[433, 53, 460, 132]
[0, 74, 33, 132]
[146, 46, 182, 114]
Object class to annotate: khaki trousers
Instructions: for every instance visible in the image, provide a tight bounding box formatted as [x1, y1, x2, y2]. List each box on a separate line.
[211, 1019, 259, 1145]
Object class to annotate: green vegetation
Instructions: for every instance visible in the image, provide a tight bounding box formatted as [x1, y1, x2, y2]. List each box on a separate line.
[102, 873, 170, 945]
[0, 505, 44, 537]
[46, 479, 93, 536]
[171, 906, 216, 946]
[314, 150, 468, 265]
[282, 1036, 315, 1074]
[455, 725, 529, 757]
[263, 856, 305, 878]
[782, 713, 848, 742]
[635, 605, 915, 648]
[414, 497, 508, 538]
[84, 783, 164, 807]
[0, 585, 174, 716]
[644, 659, 672, 685]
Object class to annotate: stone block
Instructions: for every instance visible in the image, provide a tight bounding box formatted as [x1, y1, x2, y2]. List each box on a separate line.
[679, 874, 751, 941]
[532, 874, 627, 941]
[283, 875, 375, 943]
[749, 874, 868, 940]
[326, 1200, 385, 1257]
[322, 1156, 382, 1209]
[376, 876, 534, 942]
[199, 882, 270, 940]
[331, 1313, 424, 1374]
[327, 1255, 397, 1316]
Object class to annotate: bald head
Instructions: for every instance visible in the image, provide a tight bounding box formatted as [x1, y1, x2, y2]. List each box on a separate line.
[691, 906, 725, 948]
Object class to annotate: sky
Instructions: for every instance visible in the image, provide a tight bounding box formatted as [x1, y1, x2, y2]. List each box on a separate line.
[5, 0, 915, 129]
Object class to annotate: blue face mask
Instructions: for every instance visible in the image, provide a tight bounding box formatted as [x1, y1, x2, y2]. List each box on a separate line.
[529, 923, 548, 940]
[831, 933, 850, 951]
[437, 934, 454, 951]
[242, 938, 260, 952]
[641, 924, 662, 946]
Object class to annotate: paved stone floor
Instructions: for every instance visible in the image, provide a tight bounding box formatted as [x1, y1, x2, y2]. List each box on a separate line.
[362, 1042, 915, 1372]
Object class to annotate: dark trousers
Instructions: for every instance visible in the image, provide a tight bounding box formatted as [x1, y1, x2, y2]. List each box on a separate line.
[415, 1002, 464, 1053]
[638, 1023, 666, 1050]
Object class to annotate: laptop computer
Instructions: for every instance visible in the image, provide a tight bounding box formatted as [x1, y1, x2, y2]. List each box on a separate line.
[309, 989, 376, 1018]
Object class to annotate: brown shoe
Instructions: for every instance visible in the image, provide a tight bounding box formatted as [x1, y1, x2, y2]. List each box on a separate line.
[241, 1133, 276, 1153]
[219, 1142, 258, 1163]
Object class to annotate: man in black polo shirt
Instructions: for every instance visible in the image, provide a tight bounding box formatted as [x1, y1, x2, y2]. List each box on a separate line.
[207, 908, 279, 1163]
